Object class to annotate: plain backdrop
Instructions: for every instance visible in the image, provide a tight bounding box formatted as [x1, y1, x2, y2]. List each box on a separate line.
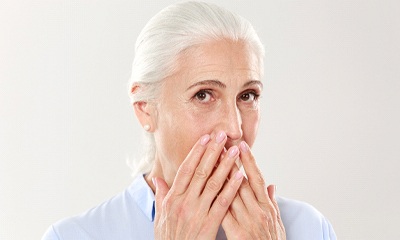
[1, 0, 399, 239]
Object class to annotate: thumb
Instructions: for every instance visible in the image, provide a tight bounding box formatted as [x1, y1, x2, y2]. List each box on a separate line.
[153, 177, 169, 220]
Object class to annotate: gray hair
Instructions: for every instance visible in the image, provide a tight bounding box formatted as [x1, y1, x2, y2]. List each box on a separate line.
[128, 1, 265, 176]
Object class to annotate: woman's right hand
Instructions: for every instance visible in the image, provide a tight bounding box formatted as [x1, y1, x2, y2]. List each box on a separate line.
[152, 131, 244, 239]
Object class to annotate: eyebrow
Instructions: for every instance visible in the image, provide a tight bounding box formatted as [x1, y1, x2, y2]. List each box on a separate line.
[186, 79, 263, 91]
[243, 80, 263, 89]
[186, 80, 226, 90]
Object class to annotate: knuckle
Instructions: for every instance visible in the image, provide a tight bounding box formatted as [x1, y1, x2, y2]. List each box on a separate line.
[164, 197, 190, 219]
[234, 232, 247, 239]
[178, 164, 193, 175]
[195, 168, 208, 179]
[176, 204, 188, 219]
[162, 198, 173, 212]
[248, 154, 256, 163]
[206, 179, 222, 192]
[255, 173, 265, 185]
[249, 170, 265, 187]
[259, 199, 271, 206]
[260, 212, 269, 222]
[208, 142, 221, 154]
[192, 145, 205, 157]
[258, 211, 271, 222]
[257, 207, 279, 224]
[217, 196, 229, 207]
[269, 205, 278, 219]
[241, 179, 251, 189]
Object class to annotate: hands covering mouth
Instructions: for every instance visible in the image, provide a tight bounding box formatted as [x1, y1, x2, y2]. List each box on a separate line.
[153, 131, 286, 239]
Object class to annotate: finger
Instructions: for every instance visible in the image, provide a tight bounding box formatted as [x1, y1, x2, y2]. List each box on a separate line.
[213, 147, 227, 171]
[208, 170, 243, 222]
[171, 134, 211, 195]
[267, 184, 276, 201]
[153, 177, 170, 223]
[221, 210, 239, 236]
[220, 147, 227, 160]
[239, 141, 269, 206]
[267, 185, 281, 220]
[227, 156, 241, 179]
[229, 160, 268, 224]
[221, 210, 237, 228]
[226, 163, 248, 219]
[189, 131, 227, 196]
[227, 157, 261, 221]
[227, 161, 253, 211]
[267, 185, 285, 230]
[228, 190, 247, 221]
[265, 185, 283, 238]
[200, 145, 239, 207]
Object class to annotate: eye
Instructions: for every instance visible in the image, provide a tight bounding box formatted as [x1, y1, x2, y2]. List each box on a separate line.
[239, 91, 259, 102]
[194, 90, 213, 103]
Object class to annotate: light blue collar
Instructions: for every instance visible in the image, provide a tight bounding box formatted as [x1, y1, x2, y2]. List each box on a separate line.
[128, 174, 155, 222]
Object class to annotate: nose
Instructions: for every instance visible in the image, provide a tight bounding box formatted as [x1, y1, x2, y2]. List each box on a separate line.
[219, 102, 243, 142]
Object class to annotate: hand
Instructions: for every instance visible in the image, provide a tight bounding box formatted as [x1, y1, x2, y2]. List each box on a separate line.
[222, 141, 286, 239]
[153, 131, 245, 239]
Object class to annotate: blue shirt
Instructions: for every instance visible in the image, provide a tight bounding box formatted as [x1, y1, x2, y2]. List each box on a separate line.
[42, 175, 336, 240]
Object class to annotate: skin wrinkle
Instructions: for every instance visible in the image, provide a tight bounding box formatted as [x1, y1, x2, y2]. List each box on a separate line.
[145, 38, 261, 192]
[186, 79, 263, 92]
[186, 79, 227, 90]
[144, 28, 285, 229]
[184, 81, 262, 118]
[142, 25, 286, 237]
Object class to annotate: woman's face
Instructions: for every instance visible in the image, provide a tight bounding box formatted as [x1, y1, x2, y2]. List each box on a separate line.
[152, 39, 262, 185]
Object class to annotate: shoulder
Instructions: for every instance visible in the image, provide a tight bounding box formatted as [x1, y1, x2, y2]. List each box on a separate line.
[42, 175, 155, 240]
[42, 190, 133, 240]
[277, 196, 337, 240]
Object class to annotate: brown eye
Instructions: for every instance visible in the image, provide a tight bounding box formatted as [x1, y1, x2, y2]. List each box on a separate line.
[195, 90, 212, 102]
[240, 92, 256, 102]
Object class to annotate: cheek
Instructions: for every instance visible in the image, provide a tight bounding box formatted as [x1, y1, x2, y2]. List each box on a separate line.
[241, 110, 260, 147]
[186, 106, 222, 134]
[157, 108, 214, 167]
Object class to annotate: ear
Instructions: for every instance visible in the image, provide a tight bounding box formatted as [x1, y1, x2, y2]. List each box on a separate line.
[132, 85, 157, 132]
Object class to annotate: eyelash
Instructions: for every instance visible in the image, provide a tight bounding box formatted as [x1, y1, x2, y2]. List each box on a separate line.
[239, 91, 260, 102]
[193, 89, 214, 103]
[192, 89, 261, 103]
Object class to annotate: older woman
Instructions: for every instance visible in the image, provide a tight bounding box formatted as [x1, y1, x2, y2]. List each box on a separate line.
[43, 2, 336, 240]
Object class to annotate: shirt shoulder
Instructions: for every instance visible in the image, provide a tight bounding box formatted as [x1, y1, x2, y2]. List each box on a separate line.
[277, 196, 337, 240]
[42, 175, 155, 240]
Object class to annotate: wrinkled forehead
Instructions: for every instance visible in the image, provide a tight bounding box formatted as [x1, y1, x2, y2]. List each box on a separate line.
[174, 40, 261, 79]
[157, 40, 262, 98]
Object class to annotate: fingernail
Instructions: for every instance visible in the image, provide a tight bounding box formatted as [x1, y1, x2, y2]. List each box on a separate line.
[228, 146, 239, 158]
[216, 131, 226, 143]
[152, 177, 157, 188]
[239, 141, 248, 152]
[234, 170, 243, 180]
[200, 134, 211, 145]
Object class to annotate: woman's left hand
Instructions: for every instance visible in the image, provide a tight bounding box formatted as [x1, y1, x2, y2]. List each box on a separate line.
[221, 141, 286, 240]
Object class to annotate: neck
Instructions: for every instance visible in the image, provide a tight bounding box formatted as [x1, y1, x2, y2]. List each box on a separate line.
[144, 153, 176, 193]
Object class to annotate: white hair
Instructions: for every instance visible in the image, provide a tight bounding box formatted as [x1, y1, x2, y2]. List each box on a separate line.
[128, 1, 265, 176]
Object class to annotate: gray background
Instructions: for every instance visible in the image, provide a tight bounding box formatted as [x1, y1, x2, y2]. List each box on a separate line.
[1, 0, 399, 239]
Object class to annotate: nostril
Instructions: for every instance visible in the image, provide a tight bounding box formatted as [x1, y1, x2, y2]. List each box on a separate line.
[226, 128, 243, 141]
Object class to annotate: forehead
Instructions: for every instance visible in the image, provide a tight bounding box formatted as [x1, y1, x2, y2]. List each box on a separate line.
[171, 39, 261, 85]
